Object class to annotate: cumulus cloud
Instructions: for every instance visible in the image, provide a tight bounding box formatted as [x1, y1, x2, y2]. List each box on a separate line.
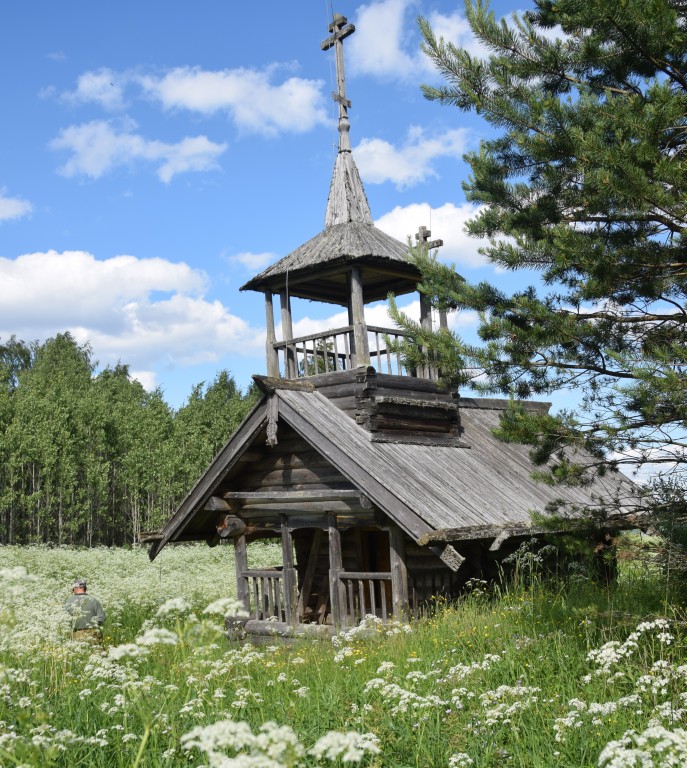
[136, 66, 328, 136]
[0, 190, 32, 222]
[128, 370, 158, 391]
[355, 126, 468, 188]
[228, 252, 278, 272]
[62, 67, 128, 110]
[348, 0, 506, 81]
[375, 201, 488, 268]
[50, 119, 227, 182]
[0, 250, 260, 373]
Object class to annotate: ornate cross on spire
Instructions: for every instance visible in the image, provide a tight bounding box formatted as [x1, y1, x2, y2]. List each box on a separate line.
[321, 14, 355, 152]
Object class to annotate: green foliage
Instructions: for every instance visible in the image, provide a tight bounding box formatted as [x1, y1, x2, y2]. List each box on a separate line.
[1, 543, 686, 767]
[410, 1, 687, 513]
[0, 333, 256, 546]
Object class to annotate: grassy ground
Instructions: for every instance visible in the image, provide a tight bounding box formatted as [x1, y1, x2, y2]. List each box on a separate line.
[1, 537, 687, 767]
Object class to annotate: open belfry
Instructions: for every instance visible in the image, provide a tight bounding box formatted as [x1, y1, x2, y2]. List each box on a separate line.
[147, 14, 630, 639]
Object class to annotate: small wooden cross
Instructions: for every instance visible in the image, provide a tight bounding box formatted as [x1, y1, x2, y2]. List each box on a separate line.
[415, 225, 443, 251]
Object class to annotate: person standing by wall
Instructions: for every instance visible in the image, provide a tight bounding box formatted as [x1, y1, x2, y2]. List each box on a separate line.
[64, 578, 106, 643]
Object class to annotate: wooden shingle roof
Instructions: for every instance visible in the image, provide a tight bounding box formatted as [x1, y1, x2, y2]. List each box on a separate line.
[240, 220, 420, 304]
[149, 381, 636, 559]
[277, 388, 634, 537]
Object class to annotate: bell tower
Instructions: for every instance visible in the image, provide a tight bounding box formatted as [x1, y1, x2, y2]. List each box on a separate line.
[241, 14, 444, 381]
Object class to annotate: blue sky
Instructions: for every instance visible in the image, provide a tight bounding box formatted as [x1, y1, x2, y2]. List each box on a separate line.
[0, 0, 538, 409]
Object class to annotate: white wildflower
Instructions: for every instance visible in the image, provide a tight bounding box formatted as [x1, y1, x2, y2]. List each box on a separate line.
[309, 730, 381, 762]
[156, 597, 192, 617]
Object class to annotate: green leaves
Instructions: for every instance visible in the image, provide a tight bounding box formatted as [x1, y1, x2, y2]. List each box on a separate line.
[0, 334, 256, 546]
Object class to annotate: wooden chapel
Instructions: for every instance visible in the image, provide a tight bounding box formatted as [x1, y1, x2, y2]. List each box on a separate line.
[146, 15, 633, 639]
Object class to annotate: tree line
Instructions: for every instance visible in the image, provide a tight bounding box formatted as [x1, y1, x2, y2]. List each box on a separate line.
[0, 333, 257, 546]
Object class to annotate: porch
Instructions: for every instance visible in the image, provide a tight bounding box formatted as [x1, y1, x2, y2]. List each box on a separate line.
[228, 511, 412, 637]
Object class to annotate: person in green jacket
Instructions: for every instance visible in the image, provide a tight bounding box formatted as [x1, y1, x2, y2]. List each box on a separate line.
[64, 578, 106, 643]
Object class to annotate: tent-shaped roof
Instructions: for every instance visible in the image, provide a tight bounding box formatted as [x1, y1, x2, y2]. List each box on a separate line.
[149, 376, 636, 560]
[240, 221, 420, 304]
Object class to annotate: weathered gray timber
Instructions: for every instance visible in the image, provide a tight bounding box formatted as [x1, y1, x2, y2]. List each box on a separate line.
[148, 14, 640, 640]
[242, 222, 419, 304]
[149, 366, 636, 637]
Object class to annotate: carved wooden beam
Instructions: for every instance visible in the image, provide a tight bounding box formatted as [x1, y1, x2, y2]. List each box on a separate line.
[204, 496, 231, 512]
[216, 514, 247, 539]
[223, 489, 370, 505]
[252, 375, 315, 394]
[266, 394, 279, 447]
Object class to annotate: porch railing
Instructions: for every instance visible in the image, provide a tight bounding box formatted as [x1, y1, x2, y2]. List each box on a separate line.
[242, 568, 285, 621]
[272, 325, 432, 379]
[338, 571, 392, 623]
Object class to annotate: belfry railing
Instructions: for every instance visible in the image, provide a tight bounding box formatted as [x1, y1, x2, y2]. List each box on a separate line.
[272, 325, 437, 380]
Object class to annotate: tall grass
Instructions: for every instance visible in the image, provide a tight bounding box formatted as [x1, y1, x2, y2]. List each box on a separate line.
[1, 537, 686, 767]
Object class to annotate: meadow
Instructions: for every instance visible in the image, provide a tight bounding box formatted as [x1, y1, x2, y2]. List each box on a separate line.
[1, 538, 687, 767]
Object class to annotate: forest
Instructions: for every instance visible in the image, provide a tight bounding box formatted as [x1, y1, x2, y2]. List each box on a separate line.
[0, 332, 257, 546]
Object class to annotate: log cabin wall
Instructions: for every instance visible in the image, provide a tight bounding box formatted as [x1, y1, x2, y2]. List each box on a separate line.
[307, 368, 463, 444]
[234, 425, 355, 494]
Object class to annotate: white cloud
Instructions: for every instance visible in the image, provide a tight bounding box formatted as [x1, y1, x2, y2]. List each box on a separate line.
[425, 8, 489, 59]
[0, 190, 32, 222]
[137, 66, 328, 136]
[286, 298, 419, 341]
[228, 252, 277, 272]
[0, 250, 260, 372]
[355, 126, 468, 188]
[349, 0, 486, 81]
[348, 0, 512, 82]
[63, 67, 127, 110]
[349, 0, 422, 79]
[50, 119, 226, 182]
[375, 201, 488, 268]
[129, 370, 157, 391]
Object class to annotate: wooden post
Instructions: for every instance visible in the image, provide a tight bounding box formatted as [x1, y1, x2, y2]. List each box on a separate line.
[389, 525, 409, 621]
[328, 512, 346, 630]
[234, 533, 250, 615]
[419, 292, 433, 379]
[280, 515, 298, 626]
[265, 291, 280, 378]
[439, 309, 448, 330]
[348, 266, 369, 367]
[296, 529, 323, 620]
[279, 288, 296, 378]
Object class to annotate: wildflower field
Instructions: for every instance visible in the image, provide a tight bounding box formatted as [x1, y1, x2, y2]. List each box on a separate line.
[2, 540, 687, 767]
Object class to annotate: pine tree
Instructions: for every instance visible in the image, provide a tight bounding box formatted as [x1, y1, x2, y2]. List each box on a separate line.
[400, 0, 687, 510]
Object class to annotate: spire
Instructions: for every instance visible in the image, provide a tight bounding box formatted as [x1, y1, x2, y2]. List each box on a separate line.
[322, 13, 373, 228]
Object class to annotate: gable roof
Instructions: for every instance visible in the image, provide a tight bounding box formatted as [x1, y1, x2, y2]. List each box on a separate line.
[149, 386, 636, 560]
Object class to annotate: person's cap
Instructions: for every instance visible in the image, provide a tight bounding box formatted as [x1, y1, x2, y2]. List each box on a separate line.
[72, 578, 87, 589]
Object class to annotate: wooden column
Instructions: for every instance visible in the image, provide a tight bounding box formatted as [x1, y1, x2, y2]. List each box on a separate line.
[419, 292, 433, 380]
[328, 512, 346, 630]
[264, 291, 280, 378]
[296, 529, 323, 620]
[234, 533, 250, 615]
[280, 515, 298, 626]
[348, 267, 369, 368]
[439, 309, 448, 330]
[389, 525, 409, 621]
[279, 288, 296, 378]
